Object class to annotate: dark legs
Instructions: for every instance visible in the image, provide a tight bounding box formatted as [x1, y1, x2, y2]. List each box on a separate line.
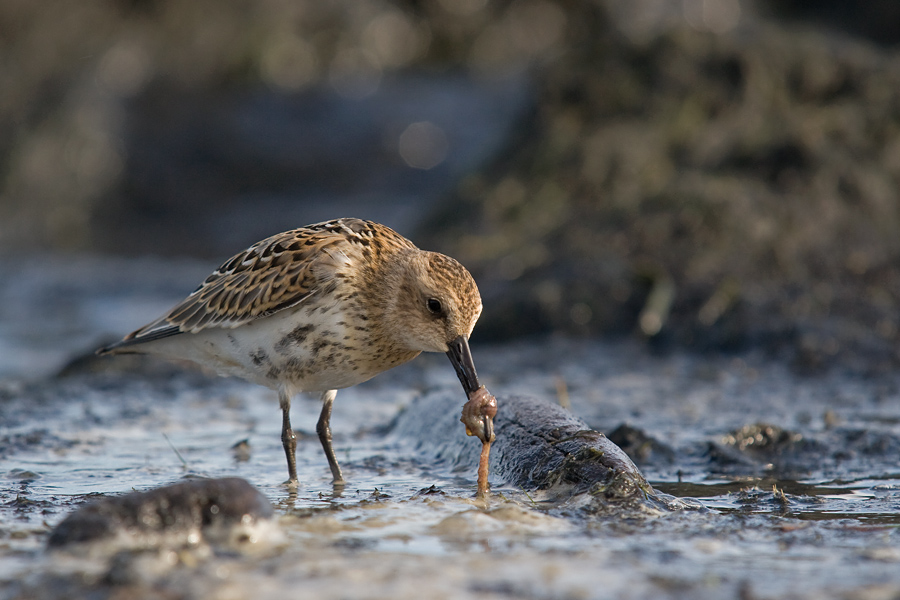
[278, 388, 343, 485]
[317, 389, 344, 484]
[279, 389, 298, 485]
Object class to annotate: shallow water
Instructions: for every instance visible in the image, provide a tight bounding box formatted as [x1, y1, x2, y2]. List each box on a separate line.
[2, 256, 900, 599]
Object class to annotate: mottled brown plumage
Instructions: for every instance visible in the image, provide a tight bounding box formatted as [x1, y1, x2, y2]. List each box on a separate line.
[98, 218, 483, 485]
[117, 219, 418, 339]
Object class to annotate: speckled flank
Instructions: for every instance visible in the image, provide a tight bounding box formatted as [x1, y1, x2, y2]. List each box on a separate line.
[274, 324, 316, 355]
[97, 218, 483, 481]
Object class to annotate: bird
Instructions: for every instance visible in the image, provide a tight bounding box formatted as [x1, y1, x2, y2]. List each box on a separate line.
[97, 218, 484, 486]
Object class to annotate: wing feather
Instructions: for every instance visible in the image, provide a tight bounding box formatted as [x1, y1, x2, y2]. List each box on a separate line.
[98, 218, 416, 354]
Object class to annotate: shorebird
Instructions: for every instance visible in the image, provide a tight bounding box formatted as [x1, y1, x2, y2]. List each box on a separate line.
[98, 218, 484, 485]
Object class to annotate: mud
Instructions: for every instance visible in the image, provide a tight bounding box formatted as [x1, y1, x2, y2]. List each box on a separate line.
[1, 258, 900, 599]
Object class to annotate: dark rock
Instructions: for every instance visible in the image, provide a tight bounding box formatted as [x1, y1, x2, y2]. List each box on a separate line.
[47, 477, 274, 550]
[393, 391, 689, 513]
[708, 423, 829, 478]
[607, 423, 676, 467]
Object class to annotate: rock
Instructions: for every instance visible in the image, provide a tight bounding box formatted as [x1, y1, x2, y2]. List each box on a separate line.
[706, 423, 829, 478]
[607, 423, 676, 467]
[47, 477, 276, 551]
[393, 391, 692, 514]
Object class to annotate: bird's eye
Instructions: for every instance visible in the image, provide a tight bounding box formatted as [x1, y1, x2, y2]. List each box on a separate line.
[426, 298, 442, 315]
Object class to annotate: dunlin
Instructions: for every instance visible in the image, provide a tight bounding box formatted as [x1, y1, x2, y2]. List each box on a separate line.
[98, 218, 484, 485]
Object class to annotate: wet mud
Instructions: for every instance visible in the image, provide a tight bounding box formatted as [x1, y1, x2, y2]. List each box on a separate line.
[3, 350, 900, 599]
[2, 258, 900, 599]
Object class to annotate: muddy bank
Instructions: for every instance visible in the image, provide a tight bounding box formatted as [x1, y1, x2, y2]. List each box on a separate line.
[420, 4, 900, 373]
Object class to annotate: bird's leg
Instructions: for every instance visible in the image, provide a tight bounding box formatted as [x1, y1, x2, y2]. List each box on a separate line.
[316, 389, 344, 484]
[279, 389, 298, 485]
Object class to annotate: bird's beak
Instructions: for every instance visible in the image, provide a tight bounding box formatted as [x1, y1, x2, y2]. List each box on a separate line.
[446, 335, 481, 395]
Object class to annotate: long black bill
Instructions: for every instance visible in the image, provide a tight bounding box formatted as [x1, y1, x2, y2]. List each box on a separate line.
[446, 335, 481, 395]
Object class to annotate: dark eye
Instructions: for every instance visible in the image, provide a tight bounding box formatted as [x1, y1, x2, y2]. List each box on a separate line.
[426, 298, 442, 315]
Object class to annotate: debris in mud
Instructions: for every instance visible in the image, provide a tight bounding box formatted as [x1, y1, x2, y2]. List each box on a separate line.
[723, 423, 804, 454]
[48, 477, 278, 552]
[707, 423, 829, 478]
[0, 430, 75, 461]
[231, 439, 252, 463]
[5, 468, 40, 482]
[730, 485, 826, 515]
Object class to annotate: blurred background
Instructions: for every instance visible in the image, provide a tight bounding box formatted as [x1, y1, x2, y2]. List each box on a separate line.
[2, 0, 900, 375]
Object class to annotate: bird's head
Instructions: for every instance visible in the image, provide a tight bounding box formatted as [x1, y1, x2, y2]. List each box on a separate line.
[386, 250, 483, 393]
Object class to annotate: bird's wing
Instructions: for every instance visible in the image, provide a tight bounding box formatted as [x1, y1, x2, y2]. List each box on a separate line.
[101, 218, 412, 352]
